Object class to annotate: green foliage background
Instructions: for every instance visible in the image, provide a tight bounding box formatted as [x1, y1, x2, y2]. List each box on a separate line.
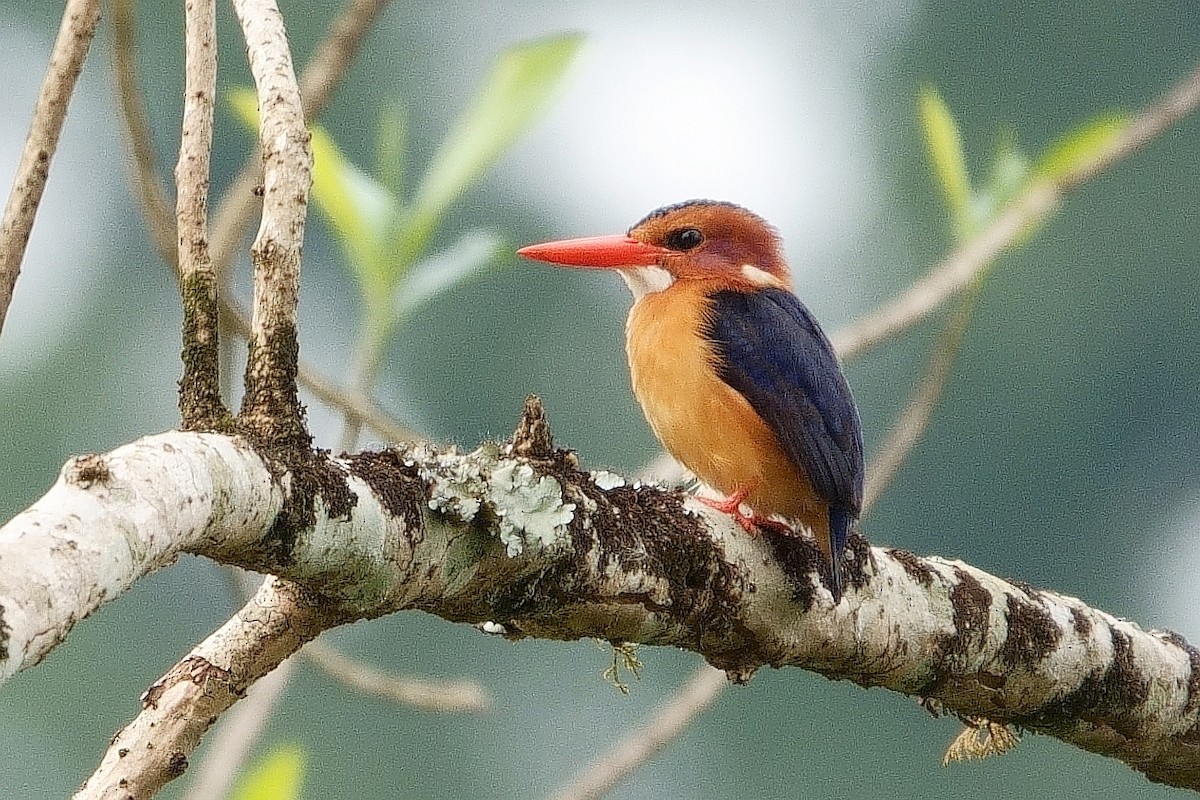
[0, 2, 1198, 799]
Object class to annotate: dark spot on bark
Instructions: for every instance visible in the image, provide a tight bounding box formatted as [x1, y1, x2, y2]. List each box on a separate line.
[254, 447, 355, 568]
[167, 751, 188, 778]
[841, 532, 873, 593]
[1069, 605, 1092, 637]
[66, 453, 111, 488]
[1018, 625, 1149, 737]
[1161, 629, 1200, 714]
[0, 607, 8, 663]
[759, 526, 823, 608]
[238, 320, 309, 450]
[344, 449, 425, 535]
[889, 548, 935, 586]
[998, 592, 1060, 668]
[934, 568, 993, 671]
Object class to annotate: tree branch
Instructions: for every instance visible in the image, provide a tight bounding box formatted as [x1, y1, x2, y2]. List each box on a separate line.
[550, 664, 728, 800]
[3, 431, 1200, 793]
[232, 0, 312, 445]
[176, 0, 229, 430]
[0, 0, 101, 339]
[208, 0, 391, 275]
[830, 60, 1200, 362]
[73, 577, 340, 799]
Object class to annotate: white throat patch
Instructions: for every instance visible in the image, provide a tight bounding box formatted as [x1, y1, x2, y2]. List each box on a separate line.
[618, 266, 675, 298]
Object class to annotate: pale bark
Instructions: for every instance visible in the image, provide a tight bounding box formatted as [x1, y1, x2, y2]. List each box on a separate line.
[2, 431, 1198, 793]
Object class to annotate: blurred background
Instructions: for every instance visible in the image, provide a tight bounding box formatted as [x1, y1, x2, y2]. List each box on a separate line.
[1, 1, 1199, 798]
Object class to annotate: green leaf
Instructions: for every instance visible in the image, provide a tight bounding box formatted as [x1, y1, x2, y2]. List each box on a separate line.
[228, 87, 397, 296]
[918, 85, 973, 235]
[227, 86, 261, 133]
[1034, 112, 1132, 182]
[393, 230, 504, 322]
[973, 127, 1030, 226]
[231, 745, 305, 800]
[309, 124, 396, 290]
[405, 33, 584, 257]
[376, 102, 408, 200]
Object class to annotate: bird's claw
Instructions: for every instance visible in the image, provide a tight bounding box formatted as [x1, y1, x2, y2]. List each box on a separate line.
[696, 491, 795, 536]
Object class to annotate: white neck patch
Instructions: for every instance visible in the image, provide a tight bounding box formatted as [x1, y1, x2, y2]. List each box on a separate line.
[740, 263, 783, 288]
[618, 266, 675, 298]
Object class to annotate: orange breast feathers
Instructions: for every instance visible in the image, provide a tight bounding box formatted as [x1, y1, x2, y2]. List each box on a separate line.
[625, 281, 828, 531]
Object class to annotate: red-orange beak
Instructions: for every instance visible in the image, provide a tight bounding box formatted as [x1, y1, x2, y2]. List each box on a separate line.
[517, 235, 666, 269]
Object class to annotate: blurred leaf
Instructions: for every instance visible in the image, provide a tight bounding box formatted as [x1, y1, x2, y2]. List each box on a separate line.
[229, 87, 398, 300]
[393, 230, 504, 322]
[973, 128, 1030, 227]
[227, 86, 261, 133]
[231, 745, 304, 800]
[1034, 112, 1132, 182]
[376, 102, 408, 200]
[404, 33, 584, 256]
[918, 84, 973, 235]
[310, 124, 396, 290]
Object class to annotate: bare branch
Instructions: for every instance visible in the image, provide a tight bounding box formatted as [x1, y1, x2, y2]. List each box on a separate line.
[111, 0, 175, 264]
[5, 433, 1200, 792]
[550, 665, 727, 800]
[303, 639, 490, 712]
[231, 0, 312, 444]
[862, 288, 978, 511]
[74, 578, 340, 800]
[178, 653, 297, 800]
[176, 0, 229, 429]
[0, 0, 101, 338]
[209, 0, 391, 274]
[831, 60, 1200, 362]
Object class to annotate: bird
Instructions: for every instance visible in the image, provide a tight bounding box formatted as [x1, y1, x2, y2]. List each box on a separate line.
[518, 200, 863, 601]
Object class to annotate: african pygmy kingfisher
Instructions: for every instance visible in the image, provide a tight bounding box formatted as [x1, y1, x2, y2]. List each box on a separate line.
[519, 200, 863, 600]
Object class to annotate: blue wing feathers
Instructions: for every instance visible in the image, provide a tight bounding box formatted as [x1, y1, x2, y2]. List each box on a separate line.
[704, 288, 864, 538]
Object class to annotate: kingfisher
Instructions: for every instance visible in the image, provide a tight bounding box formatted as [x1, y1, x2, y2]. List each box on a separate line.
[518, 200, 863, 600]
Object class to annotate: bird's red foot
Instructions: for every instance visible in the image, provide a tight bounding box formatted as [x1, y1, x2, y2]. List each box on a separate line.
[696, 489, 755, 531]
[696, 490, 796, 536]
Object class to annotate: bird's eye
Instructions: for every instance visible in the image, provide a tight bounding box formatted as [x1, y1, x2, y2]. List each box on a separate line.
[665, 228, 704, 251]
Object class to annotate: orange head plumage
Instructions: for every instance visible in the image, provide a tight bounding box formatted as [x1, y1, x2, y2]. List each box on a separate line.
[518, 200, 793, 297]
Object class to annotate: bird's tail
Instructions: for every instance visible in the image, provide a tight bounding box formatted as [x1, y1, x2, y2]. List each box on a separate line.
[826, 508, 854, 601]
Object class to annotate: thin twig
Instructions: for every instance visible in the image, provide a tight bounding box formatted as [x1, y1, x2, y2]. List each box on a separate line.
[550, 666, 727, 800]
[231, 0, 312, 444]
[175, 0, 228, 429]
[0, 0, 102, 339]
[111, 0, 411, 444]
[111, 0, 175, 262]
[74, 578, 344, 799]
[303, 639, 491, 712]
[862, 286, 979, 512]
[178, 654, 298, 800]
[831, 60, 1200, 362]
[209, 0, 392, 274]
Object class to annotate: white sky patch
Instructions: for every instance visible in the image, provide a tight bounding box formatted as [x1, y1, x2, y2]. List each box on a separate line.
[1140, 494, 1200, 641]
[0, 22, 119, 379]
[502, 3, 912, 299]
